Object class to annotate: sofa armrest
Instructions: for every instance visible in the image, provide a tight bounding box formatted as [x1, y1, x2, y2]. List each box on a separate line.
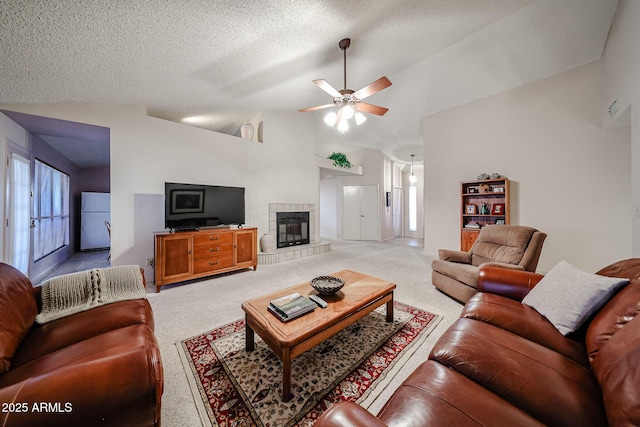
[438, 249, 471, 264]
[314, 401, 386, 427]
[0, 342, 163, 427]
[478, 266, 544, 301]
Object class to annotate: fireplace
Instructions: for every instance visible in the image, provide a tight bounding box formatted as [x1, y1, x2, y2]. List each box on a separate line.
[276, 212, 310, 248]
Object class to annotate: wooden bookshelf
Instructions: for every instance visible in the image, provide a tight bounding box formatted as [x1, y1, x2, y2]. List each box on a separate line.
[460, 178, 510, 251]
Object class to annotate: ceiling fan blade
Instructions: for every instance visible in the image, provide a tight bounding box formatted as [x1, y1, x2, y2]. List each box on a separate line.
[298, 104, 335, 113]
[313, 79, 342, 98]
[352, 76, 392, 100]
[356, 102, 389, 116]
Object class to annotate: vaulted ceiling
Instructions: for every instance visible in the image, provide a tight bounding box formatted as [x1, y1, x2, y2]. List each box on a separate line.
[0, 0, 618, 165]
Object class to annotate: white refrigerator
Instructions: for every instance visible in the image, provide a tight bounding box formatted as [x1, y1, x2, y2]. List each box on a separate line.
[81, 192, 111, 251]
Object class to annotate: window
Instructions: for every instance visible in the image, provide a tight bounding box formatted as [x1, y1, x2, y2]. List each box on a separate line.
[408, 186, 417, 232]
[34, 160, 69, 260]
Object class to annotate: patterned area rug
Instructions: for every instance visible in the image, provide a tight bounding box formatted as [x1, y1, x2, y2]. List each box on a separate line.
[177, 301, 440, 427]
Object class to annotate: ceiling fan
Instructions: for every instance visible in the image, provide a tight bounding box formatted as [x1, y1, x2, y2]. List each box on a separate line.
[299, 38, 392, 131]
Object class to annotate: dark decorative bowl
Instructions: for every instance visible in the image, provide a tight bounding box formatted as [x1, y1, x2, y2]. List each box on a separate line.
[310, 276, 345, 296]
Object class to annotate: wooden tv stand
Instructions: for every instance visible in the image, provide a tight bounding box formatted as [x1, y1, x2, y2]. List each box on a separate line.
[153, 227, 257, 292]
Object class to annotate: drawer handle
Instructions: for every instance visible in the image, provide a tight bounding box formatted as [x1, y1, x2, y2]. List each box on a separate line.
[209, 247, 220, 252]
[209, 260, 218, 266]
[209, 235, 220, 240]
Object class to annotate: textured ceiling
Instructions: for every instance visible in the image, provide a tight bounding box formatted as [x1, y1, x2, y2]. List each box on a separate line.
[0, 0, 618, 165]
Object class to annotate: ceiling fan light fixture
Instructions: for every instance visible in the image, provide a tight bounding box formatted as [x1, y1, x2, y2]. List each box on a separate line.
[299, 37, 392, 130]
[324, 111, 337, 126]
[341, 103, 355, 119]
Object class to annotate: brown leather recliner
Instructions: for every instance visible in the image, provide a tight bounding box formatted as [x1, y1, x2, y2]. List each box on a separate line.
[432, 225, 547, 302]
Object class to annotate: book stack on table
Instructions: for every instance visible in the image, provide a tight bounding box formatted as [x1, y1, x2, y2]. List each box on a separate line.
[268, 292, 316, 322]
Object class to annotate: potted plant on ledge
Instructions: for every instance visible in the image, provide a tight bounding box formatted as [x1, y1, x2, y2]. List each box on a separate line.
[327, 152, 352, 169]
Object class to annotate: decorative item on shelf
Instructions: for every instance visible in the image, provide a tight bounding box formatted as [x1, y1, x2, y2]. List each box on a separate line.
[468, 186, 479, 194]
[327, 152, 352, 169]
[240, 122, 254, 140]
[491, 203, 506, 215]
[480, 203, 490, 215]
[493, 186, 505, 193]
[496, 219, 506, 225]
[465, 221, 480, 229]
[310, 275, 345, 295]
[479, 183, 491, 194]
[465, 204, 477, 214]
[477, 173, 489, 180]
[491, 173, 501, 179]
[260, 234, 275, 253]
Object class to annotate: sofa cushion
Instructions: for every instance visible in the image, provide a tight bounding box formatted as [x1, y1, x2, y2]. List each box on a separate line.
[11, 298, 154, 368]
[522, 261, 629, 335]
[377, 360, 544, 427]
[462, 292, 588, 365]
[470, 225, 536, 266]
[0, 264, 38, 375]
[429, 318, 608, 427]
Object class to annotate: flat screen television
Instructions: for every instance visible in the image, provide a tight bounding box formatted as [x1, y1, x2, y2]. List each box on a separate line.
[165, 182, 245, 230]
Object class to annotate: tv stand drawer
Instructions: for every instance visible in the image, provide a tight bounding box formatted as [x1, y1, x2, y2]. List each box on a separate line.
[194, 232, 233, 246]
[194, 254, 234, 273]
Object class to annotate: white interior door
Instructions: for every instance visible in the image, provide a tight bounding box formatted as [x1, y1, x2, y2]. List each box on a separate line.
[342, 185, 378, 241]
[6, 151, 31, 275]
[359, 185, 378, 240]
[342, 186, 361, 240]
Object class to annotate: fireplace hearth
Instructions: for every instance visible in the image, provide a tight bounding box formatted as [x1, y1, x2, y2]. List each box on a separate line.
[276, 212, 310, 248]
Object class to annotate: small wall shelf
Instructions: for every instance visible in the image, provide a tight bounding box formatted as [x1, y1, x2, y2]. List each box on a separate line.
[315, 156, 363, 176]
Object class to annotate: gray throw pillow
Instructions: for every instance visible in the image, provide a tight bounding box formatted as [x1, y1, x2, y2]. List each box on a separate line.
[522, 260, 629, 335]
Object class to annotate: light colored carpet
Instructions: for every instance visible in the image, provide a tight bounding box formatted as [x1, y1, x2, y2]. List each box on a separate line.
[146, 239, 464, 427]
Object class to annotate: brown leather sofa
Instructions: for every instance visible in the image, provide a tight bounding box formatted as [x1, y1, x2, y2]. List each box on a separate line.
[0, 263, 163, 427]
[315, 258, 640, 427]
[432, 225, 547, 302]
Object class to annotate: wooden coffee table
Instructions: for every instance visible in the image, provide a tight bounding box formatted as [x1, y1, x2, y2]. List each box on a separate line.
[241, 269, 396, 402]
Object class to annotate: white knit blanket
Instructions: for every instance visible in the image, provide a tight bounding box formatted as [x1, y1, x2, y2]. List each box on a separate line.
[36, 265, 147, 324]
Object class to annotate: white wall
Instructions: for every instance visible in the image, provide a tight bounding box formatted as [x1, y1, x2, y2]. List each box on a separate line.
[0, 105, 319, 283]
[319, 148, 395, 241]
[602, 0, 640, 256]
[319, 174, 338, 239]
[423, 60, 631, 273]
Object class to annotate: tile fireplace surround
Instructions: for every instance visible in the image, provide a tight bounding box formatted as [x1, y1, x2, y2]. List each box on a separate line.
[258, 203, 330, 265]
